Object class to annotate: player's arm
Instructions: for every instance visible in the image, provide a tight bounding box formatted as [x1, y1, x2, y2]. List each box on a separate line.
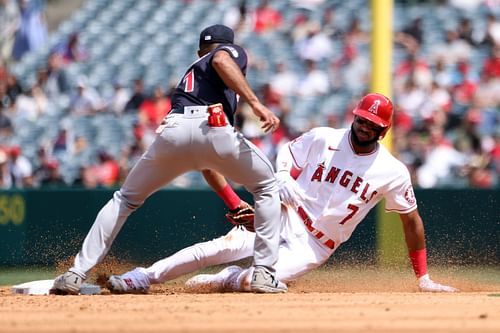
[201, 169, 255, 232]
[211, 50, 279, 133]
[274, 141, 306, 208]
[275, 141, 302, 179]
[399, 210, 458, 292]
[202, 169, 241, 210]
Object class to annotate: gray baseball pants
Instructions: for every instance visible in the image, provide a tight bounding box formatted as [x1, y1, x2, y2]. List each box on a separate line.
[70, 108, 281, 278]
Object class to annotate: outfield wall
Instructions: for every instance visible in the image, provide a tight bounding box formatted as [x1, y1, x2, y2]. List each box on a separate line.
[0, 189, 498, 266]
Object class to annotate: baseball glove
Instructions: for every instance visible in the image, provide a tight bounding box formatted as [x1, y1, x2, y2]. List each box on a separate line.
[225, 201, 255, 232]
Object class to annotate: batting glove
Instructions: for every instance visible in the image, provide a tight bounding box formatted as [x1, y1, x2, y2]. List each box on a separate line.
[418, 274, 458, 292]
[275, 171, 306, 208]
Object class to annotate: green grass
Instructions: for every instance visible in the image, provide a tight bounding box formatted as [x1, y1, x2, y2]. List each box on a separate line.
[0, 267, 56, 286]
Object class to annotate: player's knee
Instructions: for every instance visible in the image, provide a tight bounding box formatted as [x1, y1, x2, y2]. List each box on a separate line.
[114, 191, 142, 212]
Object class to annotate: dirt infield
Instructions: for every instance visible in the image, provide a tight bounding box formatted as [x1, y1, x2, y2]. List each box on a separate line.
[1, 267, 499, 333]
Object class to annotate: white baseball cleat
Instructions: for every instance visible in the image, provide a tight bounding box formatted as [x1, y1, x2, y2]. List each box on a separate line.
[107, 268, 150, 294]
[185, 265, 243, 293]
[250, 266, 287, 293]
[51, 270, 85, 295]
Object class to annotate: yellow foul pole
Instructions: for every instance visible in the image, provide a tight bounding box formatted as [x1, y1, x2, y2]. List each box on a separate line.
[371, 0, 407, 267]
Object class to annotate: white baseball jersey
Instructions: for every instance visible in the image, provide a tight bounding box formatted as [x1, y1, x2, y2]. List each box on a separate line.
[285, 127, 417, 247]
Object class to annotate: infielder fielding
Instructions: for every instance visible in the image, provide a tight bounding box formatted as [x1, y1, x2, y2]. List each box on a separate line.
[105, 93, 457, 293]
[52, 24, 286, 294]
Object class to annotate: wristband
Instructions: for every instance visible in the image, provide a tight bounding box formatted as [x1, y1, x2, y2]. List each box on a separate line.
[409, 248, 428, 278]
[216, 184, 241, 210]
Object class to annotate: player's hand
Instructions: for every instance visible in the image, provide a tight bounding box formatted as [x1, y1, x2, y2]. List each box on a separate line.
[251, 102, 280, 133]
[418, 274, 458, 292]
[276, 171, 306, 208]
[225, 200, 255, 232]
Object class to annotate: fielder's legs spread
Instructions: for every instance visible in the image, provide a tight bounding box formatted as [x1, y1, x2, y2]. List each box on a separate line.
[108, 205, 333, 293]
[53, 108, 282, 294]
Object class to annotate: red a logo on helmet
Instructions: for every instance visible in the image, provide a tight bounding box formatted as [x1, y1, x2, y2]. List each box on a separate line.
[368, 100, 380, 114]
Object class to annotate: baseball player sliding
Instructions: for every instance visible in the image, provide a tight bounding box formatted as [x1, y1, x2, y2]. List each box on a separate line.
[106, 93, 457, 294]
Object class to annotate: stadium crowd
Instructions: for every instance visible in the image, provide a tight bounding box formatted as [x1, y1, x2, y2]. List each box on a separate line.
[0, 0, 499, 189]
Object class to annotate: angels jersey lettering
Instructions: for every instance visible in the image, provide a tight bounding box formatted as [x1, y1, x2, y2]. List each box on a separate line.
[287, 127, 417, 246]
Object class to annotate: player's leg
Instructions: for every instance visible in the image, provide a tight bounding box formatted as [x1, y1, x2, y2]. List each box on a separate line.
[146, 226, 254, 283]
[205, 131, 284, 292]
[187, 207, 332, 292]
[107, 226, 255, 294]
[53, 118, 195, 293]
[209, 235, 326, 292]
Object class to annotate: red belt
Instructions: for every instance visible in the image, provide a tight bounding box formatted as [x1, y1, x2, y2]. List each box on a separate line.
[297, 206, 335, 250]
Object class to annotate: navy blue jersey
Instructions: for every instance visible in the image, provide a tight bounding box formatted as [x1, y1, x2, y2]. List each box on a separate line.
[171, 44, 247, 125]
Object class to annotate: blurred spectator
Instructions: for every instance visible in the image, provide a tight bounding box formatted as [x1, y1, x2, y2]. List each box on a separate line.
[7, 145, 33, 187]
[38, 52, 71, 98]
[393, 129, 425, 185]
[450, 61, 477, 114]
[296, 59, 329, 97]
[0, 107, 13, 138]
[344, 17, 370, 46]
[14, 83, 47, 120]
[0, 148, 11, 188]
[52, 128, 67, 154]
[294, 22, 333, 63]
[290, 12, 318, 43]
[259, 83, 289, 117]
[11, 0, 48, 61]
[223, 0, 249, 32]
[137, 85, 171, 145]
[251, 0, 282, 34]
[482, 44, 500, 78]
[5, 70, 22, 105]
[396, 77, 428, 122]
[0, 0, 20, 63]
[33, 148, 65, 187]
[321, 7, 343, 39]
[1, 0, 498, 189]
[416, 127, 468, 188]
[270, 61, 298, 98]
[38, 159, 65, 187]
[431, 30, 472, 66]
[457, 17, 479, 46]
[473, 72, 500, 135]
[106, 81, 130, 115]
[53, 32, 88, 64]
[427, 81, 452, 114]
[395, 17, 424, 53]
[478, 13, 500, 47]
[449, 0, 483, 11]
[124, 78, 146, 112]
[331, 38, 370, 94]
[82, 150, 120, 188]
[118, 141, 144, 181]
[291, 0, 325, 11]
[0, 79, 12, 111]
[394, 53, 433, 92]
[69, 77, 103, 116]
[433, 57, 454, 88]
[0, 58, 6, 81]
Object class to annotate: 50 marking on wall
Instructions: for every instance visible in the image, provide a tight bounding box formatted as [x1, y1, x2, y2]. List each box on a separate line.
[0, 194, 25, 225]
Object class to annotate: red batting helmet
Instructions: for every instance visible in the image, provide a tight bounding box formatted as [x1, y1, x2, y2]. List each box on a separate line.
[352, 93, 393, 139]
